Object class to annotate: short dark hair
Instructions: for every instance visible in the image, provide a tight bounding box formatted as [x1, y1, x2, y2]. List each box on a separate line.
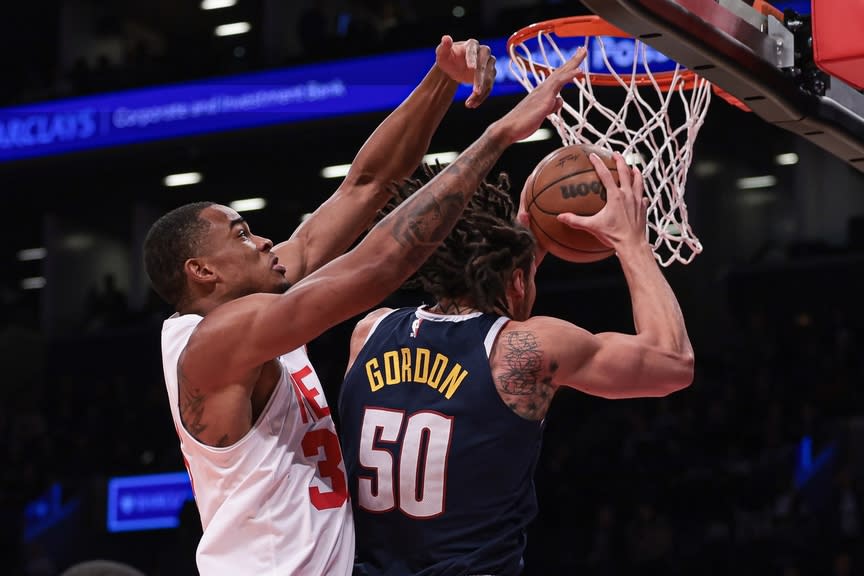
[381, 164, 535, 314]
[143, 201, 215, 309]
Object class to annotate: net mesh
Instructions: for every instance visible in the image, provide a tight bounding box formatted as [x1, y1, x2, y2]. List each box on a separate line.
[509, 26, 712, 266]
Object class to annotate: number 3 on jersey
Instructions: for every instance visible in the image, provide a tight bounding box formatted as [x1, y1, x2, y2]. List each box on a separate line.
[302, 428, 349, 510]
[358, 407, 453, 518]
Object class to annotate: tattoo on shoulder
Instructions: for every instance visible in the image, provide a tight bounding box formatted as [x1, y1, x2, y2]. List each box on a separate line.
[498, 331, 543, 396]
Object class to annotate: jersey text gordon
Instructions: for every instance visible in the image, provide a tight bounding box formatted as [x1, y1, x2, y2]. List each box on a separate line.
[364, 347, 469, 399]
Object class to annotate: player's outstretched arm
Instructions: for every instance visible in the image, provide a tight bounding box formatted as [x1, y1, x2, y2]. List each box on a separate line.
[274, 36, 497, 283]
[196, 49, 588, 373]
[523, 154, 694, 398]
[499, 314, 693, 402]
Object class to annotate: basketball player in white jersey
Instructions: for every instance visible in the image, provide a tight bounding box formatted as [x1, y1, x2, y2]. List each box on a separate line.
[142, 37, 588, 576]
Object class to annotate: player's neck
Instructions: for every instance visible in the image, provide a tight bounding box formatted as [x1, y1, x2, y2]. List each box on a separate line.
[427, 300, 481, 316]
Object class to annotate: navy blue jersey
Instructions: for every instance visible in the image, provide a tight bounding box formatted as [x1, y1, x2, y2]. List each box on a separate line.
[339, 307, 545, 576]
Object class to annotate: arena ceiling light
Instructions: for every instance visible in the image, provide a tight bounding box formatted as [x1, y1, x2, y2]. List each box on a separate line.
[21, 277, 46, 290]
[229, 198, 267, 212]
[163, 172, 202, 187]
[775, 152, 799, 166]
[422, 151, 458, 165]
[215, 22, 251, 37]
[17, 247, 46, 262]
[736, 175, 777, 190]
[693, 160, 720, 177]
[517, 128, 552, 143]
[201, 0, 237, 9]
[320, 151, 459, 179]
[320, 163, 351, 179]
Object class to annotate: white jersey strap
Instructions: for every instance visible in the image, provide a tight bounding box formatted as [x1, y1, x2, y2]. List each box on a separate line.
[484, 316, 510, 358]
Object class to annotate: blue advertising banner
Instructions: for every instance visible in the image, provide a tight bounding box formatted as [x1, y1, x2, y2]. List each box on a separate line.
[107, 471, 194, 532]
[0, 35, 675, 163]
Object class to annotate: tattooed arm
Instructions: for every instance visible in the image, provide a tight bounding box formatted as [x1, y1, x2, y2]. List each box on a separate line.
[490, 329, 555, 421]
[490, 156, 693, 420]
[187, 49, 590, 379]
[273, 36, 497, 284]
[491, 314, 692, 423]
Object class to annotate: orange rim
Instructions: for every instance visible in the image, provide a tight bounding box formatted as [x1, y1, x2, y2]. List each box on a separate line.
[507, 14, 750, 109]
[507, 15, 698, 90]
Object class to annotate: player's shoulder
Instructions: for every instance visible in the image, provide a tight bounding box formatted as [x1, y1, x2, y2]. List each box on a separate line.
[499, 314, 557, 333]
[357, 307, 396, 328]
[352, 307, 397, 341]
[497, 314, 585, 343]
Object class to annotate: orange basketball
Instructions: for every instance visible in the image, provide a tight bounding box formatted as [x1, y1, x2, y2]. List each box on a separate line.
[526, 143, 618, 263]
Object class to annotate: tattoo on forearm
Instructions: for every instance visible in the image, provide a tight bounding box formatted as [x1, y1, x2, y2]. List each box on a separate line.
[498, 331, 543, 396]
[388, 135, 502, 262]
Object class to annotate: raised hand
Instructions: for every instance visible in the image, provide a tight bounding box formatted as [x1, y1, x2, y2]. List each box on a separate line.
[557, 152, 649, 250]
[435, 35, 496, 108]
[493, 47, 586, 144]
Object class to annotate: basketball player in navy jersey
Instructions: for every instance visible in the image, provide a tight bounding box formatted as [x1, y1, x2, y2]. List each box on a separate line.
[338, 152, 694, 575]
[143, 38, 587, 576]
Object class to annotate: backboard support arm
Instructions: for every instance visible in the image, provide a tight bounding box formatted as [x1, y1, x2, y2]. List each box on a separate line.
[580, 0, 864, 172]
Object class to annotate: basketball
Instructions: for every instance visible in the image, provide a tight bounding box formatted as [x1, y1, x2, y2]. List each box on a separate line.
[525, 143, 619, 263]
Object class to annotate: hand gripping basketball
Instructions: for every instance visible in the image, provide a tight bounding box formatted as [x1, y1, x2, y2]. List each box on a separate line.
[557, 153, 648, 252]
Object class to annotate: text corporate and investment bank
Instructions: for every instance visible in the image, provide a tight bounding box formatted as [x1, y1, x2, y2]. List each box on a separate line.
[0, 37, 665, 159]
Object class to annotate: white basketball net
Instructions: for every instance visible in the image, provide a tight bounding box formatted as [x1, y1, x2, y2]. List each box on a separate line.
[509, 29, 712, 266]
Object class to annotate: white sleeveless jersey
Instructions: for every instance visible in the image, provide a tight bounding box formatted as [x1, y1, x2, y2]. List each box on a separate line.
[161, 313, 354, 576]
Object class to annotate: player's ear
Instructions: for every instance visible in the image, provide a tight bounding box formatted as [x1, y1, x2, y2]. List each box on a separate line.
[510, 267, 526, 298]
[185, 258, 217, 286]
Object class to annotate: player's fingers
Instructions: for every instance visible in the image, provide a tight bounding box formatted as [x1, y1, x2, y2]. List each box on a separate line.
[632, 165, 645, 205]
[467, 46, 494, 107]
[552, 95, 564, 116]
[474, 45, 492, 88]
[589, 153, 619, 196]
[464, 38, 479, 69]
[483, 54, 497, 91]
[437, 35, 453, 59]
[556, 212, 594, 231]
[613, 153, 633, 193]
[572, 45, 588, 67]
[551, 47, 586, 89]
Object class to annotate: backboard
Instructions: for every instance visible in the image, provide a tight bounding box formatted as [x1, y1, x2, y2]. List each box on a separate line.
[578, 0, 864, 174]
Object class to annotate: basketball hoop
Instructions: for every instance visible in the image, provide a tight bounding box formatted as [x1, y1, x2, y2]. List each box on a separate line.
[508, 15, 733, 266]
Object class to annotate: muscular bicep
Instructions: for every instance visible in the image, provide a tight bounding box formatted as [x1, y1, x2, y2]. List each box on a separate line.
[525, 317, 694, 399]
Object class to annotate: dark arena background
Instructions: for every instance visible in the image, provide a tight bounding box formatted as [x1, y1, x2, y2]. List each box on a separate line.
[2, 1, 864, 575]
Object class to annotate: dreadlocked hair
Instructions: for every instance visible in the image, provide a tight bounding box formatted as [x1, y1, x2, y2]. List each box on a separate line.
[378, 163, 536, 314]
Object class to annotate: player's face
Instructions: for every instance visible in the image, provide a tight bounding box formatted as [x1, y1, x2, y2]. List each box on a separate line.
[198, 205, 290, 297]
